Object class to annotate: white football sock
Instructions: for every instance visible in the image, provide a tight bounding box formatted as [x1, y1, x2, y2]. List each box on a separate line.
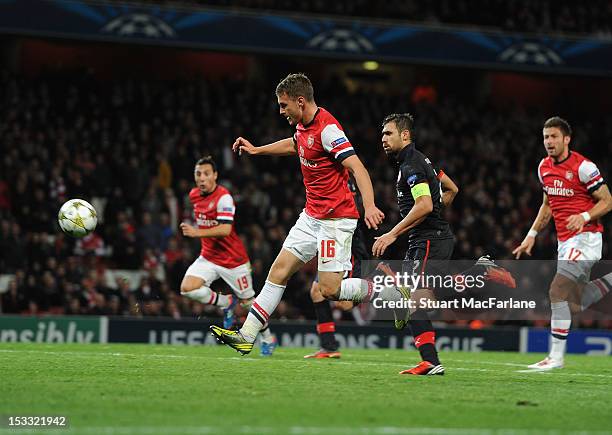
[339, 278, 406, 304]
[550, 301, 571, 360]
[240, 280, 285, 342]
[339, 278, 373, 303]
[181, 286, 231, 308]
[581, 272, 612, 310]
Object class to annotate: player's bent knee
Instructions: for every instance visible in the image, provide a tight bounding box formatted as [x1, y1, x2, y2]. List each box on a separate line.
[335, 300, 353, 311]
[180, 284, 196, 294]
[318, 271, 343, 300]
[549, 274, 577, 302]
[180, 276, 205, 295]
[549, 286, 570, 303]
[318, 282, 339, 300]
[310, 282, 325, 303]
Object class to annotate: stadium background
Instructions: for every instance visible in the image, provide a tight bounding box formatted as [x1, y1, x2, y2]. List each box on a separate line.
[2, 3, 612, 434]
[0, 0, 611, 335]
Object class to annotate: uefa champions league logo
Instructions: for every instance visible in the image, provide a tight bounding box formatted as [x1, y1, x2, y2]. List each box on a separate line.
[102, 14, 176, 38]
[307, 29, 374, 53]
[498, 42, 563, 65]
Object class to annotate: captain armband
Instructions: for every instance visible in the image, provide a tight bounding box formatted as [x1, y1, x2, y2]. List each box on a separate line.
[411, 183, 431, 199]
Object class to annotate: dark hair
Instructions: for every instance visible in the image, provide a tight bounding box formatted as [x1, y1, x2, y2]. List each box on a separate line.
[382, 113, 415, 136]
[195, 156, 217, 172]
[275, 73, 314, 102]
[543, 116, 572, 137]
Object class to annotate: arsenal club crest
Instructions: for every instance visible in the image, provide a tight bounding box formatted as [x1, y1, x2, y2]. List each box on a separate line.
[307, 135, 315, 148]
[565, 171, 574, 181]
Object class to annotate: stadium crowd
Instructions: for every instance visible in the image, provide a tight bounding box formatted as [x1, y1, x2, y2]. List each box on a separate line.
[1, 70, 611, 326]
[175, 0, 612, 38]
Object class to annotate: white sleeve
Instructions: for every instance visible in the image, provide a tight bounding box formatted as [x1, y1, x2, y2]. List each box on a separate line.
[537, 159, 545, 184]
[216, 194, 235, 223]
[320, 124, 355, 161]
[578, 160, 605, 193]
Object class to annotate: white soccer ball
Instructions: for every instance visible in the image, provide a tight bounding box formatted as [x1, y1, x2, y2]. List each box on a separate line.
[58, 199, 98, 238]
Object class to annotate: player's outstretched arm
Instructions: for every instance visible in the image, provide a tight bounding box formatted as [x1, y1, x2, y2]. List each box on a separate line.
[341, 155, 384, 230]
[566, 184, 612, 233]
[512, 193, 552, 259]
[180, 222, 232, 238]
[372, 189, 432, 257]
[439, 171, 459, 207]
[232, 137, 296, 156]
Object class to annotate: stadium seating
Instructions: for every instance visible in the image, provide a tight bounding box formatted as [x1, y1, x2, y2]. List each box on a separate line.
[0, 71, 610, 323]
[168, 0, 612, 37]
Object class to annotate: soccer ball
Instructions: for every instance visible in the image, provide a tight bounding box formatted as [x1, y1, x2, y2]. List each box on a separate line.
[58, 199, 98, 237]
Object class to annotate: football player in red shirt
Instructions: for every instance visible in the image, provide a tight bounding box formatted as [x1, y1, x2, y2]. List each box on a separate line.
[513, 117, 612, 370]
[210, 73, 386, 355]
[180, 156, 276, 356]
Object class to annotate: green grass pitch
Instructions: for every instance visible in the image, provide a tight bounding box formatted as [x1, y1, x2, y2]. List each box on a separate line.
[1, 343, 611, 435]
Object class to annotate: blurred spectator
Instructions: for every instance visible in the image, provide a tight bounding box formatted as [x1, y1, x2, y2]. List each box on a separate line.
[167, 0, 612, 38]
[1, 280, 26, 313]
[0, 69, 610, 328]
[137, 212, 162, 252]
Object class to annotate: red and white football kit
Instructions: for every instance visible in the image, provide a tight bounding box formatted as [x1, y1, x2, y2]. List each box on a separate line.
[185, 185, 254, 299]
[283, 107, 359, 272]
[538, 151, 605, 282]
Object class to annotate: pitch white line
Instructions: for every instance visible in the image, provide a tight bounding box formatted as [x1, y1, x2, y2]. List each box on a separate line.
[449, 359, 526, 368]
[2, 349, 611, 379]
[0, 349, 190, 359]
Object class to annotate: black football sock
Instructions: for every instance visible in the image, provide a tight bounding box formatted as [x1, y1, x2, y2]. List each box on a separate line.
[409, 309, 440, 365]
[313, 300, 339, 351]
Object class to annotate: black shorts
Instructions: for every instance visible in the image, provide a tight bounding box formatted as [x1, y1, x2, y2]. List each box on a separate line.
[346, 226, 369, 279]
[404, 237, 455, 299]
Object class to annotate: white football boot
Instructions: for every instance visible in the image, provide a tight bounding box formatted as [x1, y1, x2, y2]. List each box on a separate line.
[527, 356, 564, 371]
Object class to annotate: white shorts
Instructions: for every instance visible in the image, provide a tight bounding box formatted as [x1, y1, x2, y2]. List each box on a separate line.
[185, 256, 255, 299]
[282, 211, 357, 272]
[557, 232, 602, 283]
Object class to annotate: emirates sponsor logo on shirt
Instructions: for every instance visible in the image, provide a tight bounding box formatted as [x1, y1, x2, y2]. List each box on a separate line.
[196, 213, 218, 227]
[544, 179, 574, 197]
[300, 157, 318, 168]
[196, 218, 219, 227]
[299, 145, 317, 167]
